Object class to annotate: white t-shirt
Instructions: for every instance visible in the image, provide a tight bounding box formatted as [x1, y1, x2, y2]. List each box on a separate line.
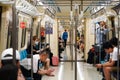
[20, 54, 43, 73]
[110, 47, 118, 61]
[20, 58, 31, 70]
[33, 54, 40, 73]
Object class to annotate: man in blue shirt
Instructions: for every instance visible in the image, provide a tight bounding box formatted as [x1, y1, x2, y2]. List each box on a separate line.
[62, 30, 68, 47]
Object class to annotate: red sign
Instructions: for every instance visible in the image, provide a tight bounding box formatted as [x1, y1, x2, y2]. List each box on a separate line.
[20, 22, 26, 29]
[40, 27, 45, 36]
[41, 31, 44, 37]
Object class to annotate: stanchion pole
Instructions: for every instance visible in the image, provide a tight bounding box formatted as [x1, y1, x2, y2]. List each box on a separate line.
[30, 18, 34, 80]
[12, 0, 17, 65]
[74, 4, 79, 80]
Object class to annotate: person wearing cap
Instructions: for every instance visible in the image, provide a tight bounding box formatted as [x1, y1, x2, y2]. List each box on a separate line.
[0, 48, 25, 80]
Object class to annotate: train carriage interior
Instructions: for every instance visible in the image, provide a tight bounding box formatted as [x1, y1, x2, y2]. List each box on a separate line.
[0, 0, 120, 80]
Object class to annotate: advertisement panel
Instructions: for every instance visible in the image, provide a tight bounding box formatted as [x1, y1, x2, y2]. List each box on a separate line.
[45, 22, 53, 34]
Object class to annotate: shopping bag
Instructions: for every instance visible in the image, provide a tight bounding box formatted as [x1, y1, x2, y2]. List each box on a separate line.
[52, 56, 59, 66]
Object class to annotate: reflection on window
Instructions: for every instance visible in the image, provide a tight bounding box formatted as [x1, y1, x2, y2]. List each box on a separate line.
[7, 33, 12, 48]
[7, 23, 12, 48]
[21, 28, 26, 48]
[36, 23, 39, 37]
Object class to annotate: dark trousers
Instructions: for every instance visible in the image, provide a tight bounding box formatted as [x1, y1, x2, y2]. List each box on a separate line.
[33, 73, 42, 80]
[64, 39, 67, 47]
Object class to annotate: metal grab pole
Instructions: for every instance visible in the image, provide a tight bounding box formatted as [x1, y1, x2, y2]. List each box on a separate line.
[117, 13, 120, 80]
[70, 0, 73, 70]
[45, 22, 47, 48]
[12, 0, 17, 65]
[70, 27, 73, 70]
[48, 23, 51, 44]
[112, 5, 120, 80]
[39, 19, 42, 50]
[74, 5, 79, 80]
[30, 18, 34, 80]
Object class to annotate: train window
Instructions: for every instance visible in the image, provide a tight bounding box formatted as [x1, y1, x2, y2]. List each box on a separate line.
[111, 17, 115, 37]
[6, 21, 12, 48]
[36, 23, 39, 37]
[6, 9, 13, 48]
[21, 28, 26, 48]
[7, 32, 12, 48]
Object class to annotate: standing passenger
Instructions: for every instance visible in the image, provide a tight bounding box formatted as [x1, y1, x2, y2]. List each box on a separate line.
[96, 21, 110, 44]
[62, 29, 68, 47]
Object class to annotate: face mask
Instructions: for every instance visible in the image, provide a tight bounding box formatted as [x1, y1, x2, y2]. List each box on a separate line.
[35, 41, 39, 45]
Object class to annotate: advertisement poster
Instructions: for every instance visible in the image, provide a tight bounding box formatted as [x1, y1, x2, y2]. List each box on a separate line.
[45, 22, 53, 34]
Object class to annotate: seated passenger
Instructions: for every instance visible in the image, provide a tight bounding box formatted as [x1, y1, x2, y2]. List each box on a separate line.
[95, 41, 118, 80]
[0, 48, 25, 80]
[33, 50, 54, 80]
[58, 37, 64, 58]
[45, 44, 53, 66]
[80, 41, 85, 58]
[32, 36, 41, 54]
[26, 36, 42, 55]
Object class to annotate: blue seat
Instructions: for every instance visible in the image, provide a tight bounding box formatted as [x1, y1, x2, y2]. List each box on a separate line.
[20, 49, 27, 60]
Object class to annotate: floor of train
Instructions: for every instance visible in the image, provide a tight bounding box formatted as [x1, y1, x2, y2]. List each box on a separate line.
[42, 45, 103, 80]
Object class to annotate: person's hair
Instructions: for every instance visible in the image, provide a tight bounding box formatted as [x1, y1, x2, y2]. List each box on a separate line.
[65, 29, 67, 31]
[46, 43, 49, 47]
[1, 59, 19, 66]
[92, 45, 94, 47]
[97, 22, 100, 25]
[41, 36, 45, 42]
[103, 41, 113, 49]
[110, 37, 118, 47]
[39, 49, 48, 55]
[81, 35, 84, 37]
[0, 64, 18, 80]
[80, 41, 84, 44]
[33, 36, 37, 41]
[59, 37, 61, 40]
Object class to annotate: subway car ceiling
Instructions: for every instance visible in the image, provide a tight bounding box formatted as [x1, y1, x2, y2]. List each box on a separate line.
[0, 1, 119, 34]
[0, 0, 119, 19]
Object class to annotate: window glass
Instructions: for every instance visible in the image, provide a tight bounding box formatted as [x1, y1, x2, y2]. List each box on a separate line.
[21, 28, 26, 47]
